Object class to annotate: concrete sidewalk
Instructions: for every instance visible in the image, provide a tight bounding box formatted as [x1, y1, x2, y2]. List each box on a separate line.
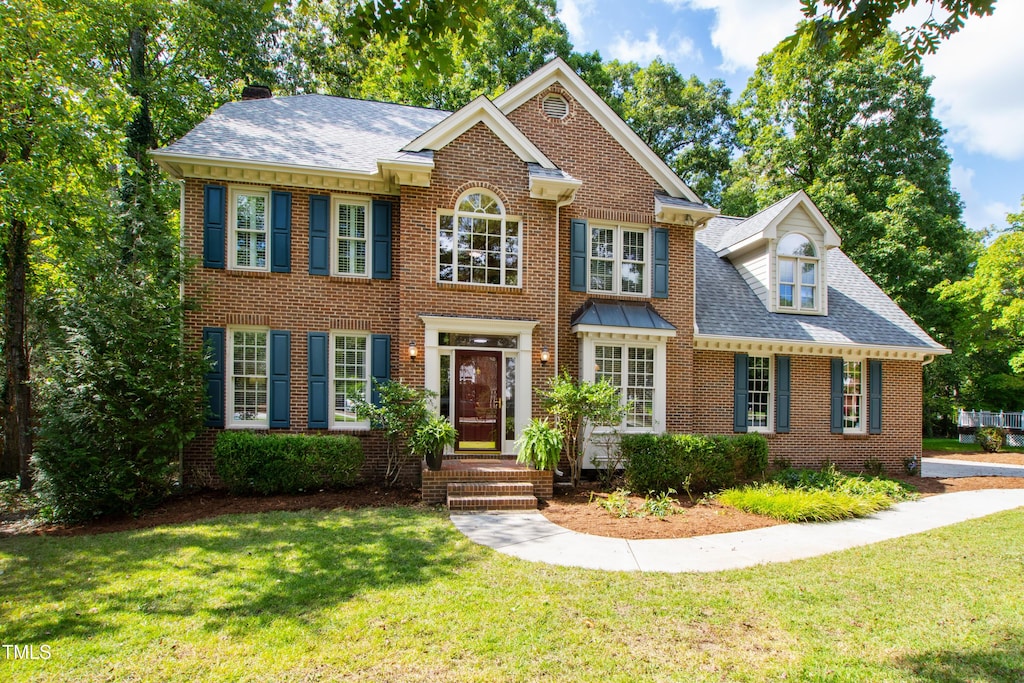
[921, 456, 1024, 478]
[451, 489, 1024, 573]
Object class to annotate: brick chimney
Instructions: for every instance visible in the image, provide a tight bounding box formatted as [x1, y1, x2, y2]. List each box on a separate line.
[241, 85, 272, 101]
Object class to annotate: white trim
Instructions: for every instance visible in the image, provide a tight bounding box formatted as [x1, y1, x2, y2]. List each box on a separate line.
[579, 336, 667, 435]
[331, 195, 372, 278]
[329, 331, 371, 431]
[774, 232, 822, 315]
[493, 58, 702, 203]
[228, 186, 271, 272]
[654, 195, 719, 228]
[746, 354, 774, 434]
[842, 358, 866, 434]
[586, 222, 651, 298]
[528, 174, 582, 203]
[403, 96, 557, 169]
[436, 189, 523, 288]
[693, 334, 949, 360]
[571, 325, 676, 341]
[226, 326, 270, 429]
[716, 190, 842, 258]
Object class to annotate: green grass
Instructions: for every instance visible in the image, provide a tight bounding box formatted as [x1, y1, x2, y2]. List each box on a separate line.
[2, 506, 1024, 681]
[923, 436, 1024, 453]
[717, 483, 892, 522]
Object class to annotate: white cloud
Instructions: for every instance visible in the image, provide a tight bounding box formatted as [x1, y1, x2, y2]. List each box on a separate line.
[558, 0, 595, 48]
[608, 29, 697, 65]
[951, 164, 1012, 232]
[669, 0, 803, 72]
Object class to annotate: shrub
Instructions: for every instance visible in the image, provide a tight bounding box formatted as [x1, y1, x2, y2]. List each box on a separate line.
[213, 431, 363, 495]
[515, 419, 563, 471]
[622, 433, 769, 494]
[352, 380, 434, 486]
[977, 426, 1005, 453]
[717, 483, 892, 522]
[862, 457, 884, 477]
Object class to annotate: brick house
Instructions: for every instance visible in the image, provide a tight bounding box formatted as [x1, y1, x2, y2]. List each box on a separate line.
[152, 58, 947, 494]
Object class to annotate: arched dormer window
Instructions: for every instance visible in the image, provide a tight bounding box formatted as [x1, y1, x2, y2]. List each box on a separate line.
[438, 190, 521, 287]
[777, 233, 818, 312]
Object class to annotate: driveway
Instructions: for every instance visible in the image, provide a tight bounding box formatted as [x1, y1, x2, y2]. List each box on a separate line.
[921, 457, 1024, 478]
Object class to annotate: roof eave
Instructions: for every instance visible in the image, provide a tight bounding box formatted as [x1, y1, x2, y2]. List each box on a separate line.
[693, 333, 949, 361]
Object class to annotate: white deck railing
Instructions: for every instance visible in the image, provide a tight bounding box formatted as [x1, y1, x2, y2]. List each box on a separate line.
[957, 409, 1024, 446]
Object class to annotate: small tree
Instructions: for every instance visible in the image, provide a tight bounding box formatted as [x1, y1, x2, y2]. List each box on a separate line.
[541, 372, 628, 488]
[353, 380, 434, 487]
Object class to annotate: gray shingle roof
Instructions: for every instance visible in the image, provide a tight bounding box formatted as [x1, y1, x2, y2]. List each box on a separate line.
[713, 192, 796, 253]
[654, 192, 716, 212]
[157, 95, 450, 173]
[696, 217, 944, 350]
[571, 300, 676, 331]
[527, 163, 577, 181]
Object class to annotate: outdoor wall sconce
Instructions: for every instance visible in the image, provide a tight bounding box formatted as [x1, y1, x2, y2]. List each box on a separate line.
[408, 341, 418, 361]
[541, 346, 550, 365]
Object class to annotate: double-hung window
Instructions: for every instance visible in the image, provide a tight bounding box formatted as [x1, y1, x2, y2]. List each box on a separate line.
[595, 343, 656, 429]
[438, 190, 521, 287]
[332, 333, 370, 426]
[589, 224, 647, 295]
[334, 199, 369, 276]
[777, 233, 818, 312]
[229, 329, 268, 426]
[842, 360, 864, 432]
[747, 356, 772, 430]
[231, 189, 270, 270]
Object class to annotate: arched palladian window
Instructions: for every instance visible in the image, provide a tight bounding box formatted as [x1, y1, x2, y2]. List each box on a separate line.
[438, 190, 521, 287]
[777, 233, 818, 311]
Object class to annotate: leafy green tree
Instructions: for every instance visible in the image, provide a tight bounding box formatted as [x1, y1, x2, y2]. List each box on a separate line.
[541, 373, 627, 488]
[794, 0, 996, 62]
[354, 380, 435, 487]
[604, 59, 735, 206]
[726, 28, 972, 333]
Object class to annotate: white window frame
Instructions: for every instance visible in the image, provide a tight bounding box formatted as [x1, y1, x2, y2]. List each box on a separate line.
[227, 327, 269, 428]
[229, 186, 271, 272]
[776, 232, 820, 313]
[587, 223, 650, 297]
[842, 359, 865, 434]
[747, 355, 773, 433]
[330, 331, 371, 430]
[581, 337, 666, 434]
[331, 196, 371, 278]
[436, 189, 522, 288]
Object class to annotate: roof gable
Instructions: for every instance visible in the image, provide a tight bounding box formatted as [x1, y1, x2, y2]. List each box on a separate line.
[716, 190, 841, 257]
[403, 96, 556, 169]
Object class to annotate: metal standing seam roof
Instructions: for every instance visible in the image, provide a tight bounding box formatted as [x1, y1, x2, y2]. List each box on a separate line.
[156, 94, 451, 173]
[570, 300, 676, 331]
[695, 217, 945, 351]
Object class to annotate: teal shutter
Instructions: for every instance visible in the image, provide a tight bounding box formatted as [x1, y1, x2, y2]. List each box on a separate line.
[370, 334, 391, 406]
[652, 227, 669, 298]
[203, 184, 226, 269]
[271, 191, 291, 273]
[775, 356, 791, 433]
[269, 330, 291, 428]
[570, 219, 587, 292]
[868, 359, 882, 435]
[308, 332, 329, 429]
[371, 200, 392, 279]
[309, 195, 330, 275]
[830, 358, 844, 434]
[733, 353, 748, 433]
[202, 327, 225, 428]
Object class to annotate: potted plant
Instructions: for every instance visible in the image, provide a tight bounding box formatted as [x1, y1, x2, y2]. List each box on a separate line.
[515, 418, 563, 471]
[411, 414, 457, 471]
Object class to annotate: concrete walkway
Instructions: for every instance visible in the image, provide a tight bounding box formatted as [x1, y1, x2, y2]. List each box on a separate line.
[921, 456, 1024, 478]
[451, 488, 1024, 573]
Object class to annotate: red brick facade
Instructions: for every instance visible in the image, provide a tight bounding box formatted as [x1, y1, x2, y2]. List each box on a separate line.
[177, 76, 926, 486]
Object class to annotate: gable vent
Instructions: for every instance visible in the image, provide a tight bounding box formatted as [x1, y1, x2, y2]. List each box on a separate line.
[542, 94, 569, 120]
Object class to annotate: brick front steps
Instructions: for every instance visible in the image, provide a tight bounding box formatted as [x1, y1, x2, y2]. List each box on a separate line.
[421, 458, 553, 511]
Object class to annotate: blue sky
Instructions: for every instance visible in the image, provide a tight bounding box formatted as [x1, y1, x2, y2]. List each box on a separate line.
[557, 0, 1024, 233]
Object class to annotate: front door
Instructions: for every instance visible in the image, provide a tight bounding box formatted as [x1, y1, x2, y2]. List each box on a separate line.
[454, 350, 501, 451]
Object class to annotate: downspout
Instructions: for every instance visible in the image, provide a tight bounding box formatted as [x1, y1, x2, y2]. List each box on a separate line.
[554, 196, 575, 374]
[178, 179, 186, 483]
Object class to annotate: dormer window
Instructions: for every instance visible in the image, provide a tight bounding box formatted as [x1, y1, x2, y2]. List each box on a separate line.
[777, 233, 818, 312]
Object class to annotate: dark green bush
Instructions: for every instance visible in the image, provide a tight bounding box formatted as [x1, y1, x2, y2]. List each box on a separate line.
[214, 431, 363, 495]
[976, 426, 1005, 453]
[623, 433, 769, 494]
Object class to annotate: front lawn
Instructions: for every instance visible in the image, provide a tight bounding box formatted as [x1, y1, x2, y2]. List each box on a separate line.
[924, 436, 1024, 454]
[2, 506, 1023, 681]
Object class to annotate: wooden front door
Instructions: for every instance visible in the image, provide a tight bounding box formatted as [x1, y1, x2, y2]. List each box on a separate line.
[454, 350, 501, 451]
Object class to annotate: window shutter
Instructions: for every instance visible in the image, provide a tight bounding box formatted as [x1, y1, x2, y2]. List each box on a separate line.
[203, 184, 226, 269]
[309, 195, 330, 275]
[652, 227, 669, 298]
[830, 358, 844, 434]
[775, 356, 791, 433]
[271, 191, 291, 273]
[733, 353, 748, 433]
[868, 359, 882, 435]
[202, 327, 225, 428]
[371, 200, 393, 279]
[570, 219, 588, 292]
[370, 334, 391, 406]
[269, 330, 291, 429]
[308, 332, 329, 429]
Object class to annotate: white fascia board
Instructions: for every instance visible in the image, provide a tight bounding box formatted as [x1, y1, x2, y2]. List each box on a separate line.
[571, 324, 677, 341]
[494, 58, 703, 204]
[761, 191, 841, 248]
[402, 96, 556, 169]
[529, 175, 582, 203]
[654, 196, 719, 228]
[149, 149, 378, 179]
[419, 315, 539, 337]
[716, 233, 766, 259]
[693, 333, 949, 360]
[377, 158, 434, 188]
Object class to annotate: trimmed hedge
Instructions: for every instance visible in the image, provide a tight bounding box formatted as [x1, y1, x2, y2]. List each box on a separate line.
[213, 431, 364, 495]
[622, 432, 768, 494]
